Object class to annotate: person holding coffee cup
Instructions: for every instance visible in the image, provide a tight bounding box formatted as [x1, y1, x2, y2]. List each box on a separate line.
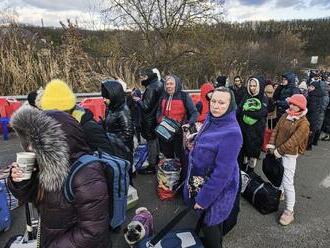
[11, 152, 36, 181]
[8, 105, 111, 248]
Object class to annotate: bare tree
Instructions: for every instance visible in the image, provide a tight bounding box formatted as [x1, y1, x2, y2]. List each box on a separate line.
[100, 0, 225, 69]
[0, 4, 18, 25]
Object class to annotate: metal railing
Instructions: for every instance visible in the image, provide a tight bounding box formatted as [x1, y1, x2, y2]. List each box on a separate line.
[3, 89, 201, 102]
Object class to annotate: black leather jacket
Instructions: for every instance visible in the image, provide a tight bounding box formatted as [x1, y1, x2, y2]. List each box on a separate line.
[105, 104, 134, 152]
[102, 80, 134, 153]
[138, 77, 164, 140]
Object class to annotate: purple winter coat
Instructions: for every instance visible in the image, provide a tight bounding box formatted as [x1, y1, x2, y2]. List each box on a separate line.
[184, 111, 243, 226]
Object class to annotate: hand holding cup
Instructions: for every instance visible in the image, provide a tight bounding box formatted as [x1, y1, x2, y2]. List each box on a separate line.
[10, 162, 24, 182]
[12, 152, 36, 181]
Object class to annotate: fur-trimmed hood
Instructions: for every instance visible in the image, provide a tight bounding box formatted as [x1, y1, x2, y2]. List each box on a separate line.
[247, 76, 265, 98]
[10, 105, 90, 192]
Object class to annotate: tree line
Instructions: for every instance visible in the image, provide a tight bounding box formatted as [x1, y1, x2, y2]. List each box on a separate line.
[0, 17, 329, 95]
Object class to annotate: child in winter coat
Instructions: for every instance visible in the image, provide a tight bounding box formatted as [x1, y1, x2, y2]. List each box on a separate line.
[267, 94, 310, 226]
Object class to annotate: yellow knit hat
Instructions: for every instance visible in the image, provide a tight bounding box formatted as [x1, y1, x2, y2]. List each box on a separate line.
[40, 79, 76, 111]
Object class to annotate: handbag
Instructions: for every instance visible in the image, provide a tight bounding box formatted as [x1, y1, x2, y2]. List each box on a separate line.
[262, 153, 284, 187]
[155, 116, 181, 142]
[262, 117, 274, 152]
[188, 168, 212, 199]
[242, 98, 262, 125]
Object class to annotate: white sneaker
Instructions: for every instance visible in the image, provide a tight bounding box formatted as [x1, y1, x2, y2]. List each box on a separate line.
[279, 210, 294, 226]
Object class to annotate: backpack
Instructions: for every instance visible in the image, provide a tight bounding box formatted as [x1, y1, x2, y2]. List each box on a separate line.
[64, 152, 130, 229]
[0, 180, 11, 232]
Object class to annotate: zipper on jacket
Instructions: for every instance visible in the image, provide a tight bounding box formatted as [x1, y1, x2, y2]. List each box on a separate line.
[107, 158, 122, 198]
[113, 160, 122, 197]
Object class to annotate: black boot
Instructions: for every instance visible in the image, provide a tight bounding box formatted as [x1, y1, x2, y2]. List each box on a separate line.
[312, 130, 321, 146]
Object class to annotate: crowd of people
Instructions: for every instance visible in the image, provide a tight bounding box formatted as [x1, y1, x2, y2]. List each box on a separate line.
[6, 68, 330, 248]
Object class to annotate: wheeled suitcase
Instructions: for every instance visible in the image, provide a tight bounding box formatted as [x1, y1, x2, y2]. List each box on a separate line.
[138, 229, 204, 248]
[242, 172, 281, 215]
[137, 208, 204, 248]
[4, 203, 39, 248]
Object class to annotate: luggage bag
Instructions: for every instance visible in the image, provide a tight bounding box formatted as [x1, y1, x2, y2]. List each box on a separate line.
[137, 208, 204, 248]
[242, 172, 281, 215]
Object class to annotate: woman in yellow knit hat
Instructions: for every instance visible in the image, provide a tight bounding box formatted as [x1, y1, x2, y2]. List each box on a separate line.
[40, 79, 77, 111]
[40, 79, 132, 166]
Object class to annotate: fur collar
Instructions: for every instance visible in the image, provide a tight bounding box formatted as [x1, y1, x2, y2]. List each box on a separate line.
[10, 105, 70, 192]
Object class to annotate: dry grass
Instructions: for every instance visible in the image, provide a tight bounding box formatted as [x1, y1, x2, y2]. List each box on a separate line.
[0, 23, 139, 96]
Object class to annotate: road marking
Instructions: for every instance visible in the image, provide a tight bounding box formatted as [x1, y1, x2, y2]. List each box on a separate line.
[320, 174, 330, 188]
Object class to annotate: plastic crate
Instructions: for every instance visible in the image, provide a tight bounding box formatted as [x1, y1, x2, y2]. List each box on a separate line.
[79, 98, 106, 122]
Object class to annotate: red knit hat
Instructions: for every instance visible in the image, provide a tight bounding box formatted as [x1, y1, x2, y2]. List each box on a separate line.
[287, 94, 307, 111]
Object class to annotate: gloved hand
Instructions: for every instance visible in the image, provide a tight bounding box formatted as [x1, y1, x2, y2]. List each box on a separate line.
[266, 144, 275, 154]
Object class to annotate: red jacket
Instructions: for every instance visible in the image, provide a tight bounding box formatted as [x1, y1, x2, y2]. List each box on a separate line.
[197, 82, 214, 122]
[159, 95, 187, 123]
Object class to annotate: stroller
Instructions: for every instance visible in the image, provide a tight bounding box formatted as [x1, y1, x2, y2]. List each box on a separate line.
[5, 203, 39, 248]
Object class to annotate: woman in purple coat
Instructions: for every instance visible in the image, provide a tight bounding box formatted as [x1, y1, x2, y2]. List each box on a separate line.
[184, 87, 243, 248]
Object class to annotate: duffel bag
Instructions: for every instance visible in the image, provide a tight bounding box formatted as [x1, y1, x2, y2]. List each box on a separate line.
[242, 172, 281, 215]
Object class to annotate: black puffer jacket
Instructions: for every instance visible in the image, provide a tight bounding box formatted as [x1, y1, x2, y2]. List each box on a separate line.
[273, 72, 300, 117]
[237, 76, 268, 158]
[138, 73, 164, 140]
[102, 80, 134, 153]
[9, 107, 110, 248]
[72, 105, 130, 161]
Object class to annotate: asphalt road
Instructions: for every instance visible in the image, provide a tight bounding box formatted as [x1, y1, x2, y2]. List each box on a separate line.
[1, 133, 330, 248]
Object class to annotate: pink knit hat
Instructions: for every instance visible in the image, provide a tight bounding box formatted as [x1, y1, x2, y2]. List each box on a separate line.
[287, 94, 307, 111]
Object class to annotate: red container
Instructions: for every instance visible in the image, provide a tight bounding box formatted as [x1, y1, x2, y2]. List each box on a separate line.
[79, 97, 106, 122]
[0, 98, 7, 117]
[0, 97, 21, 137]
[5, 98, 21, 117]
[0, 98, 21, 118]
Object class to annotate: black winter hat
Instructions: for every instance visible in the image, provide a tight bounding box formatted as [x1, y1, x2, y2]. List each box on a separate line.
[139, 68, 159, 86]
[27, 91, 38, 107]
[215, 75, 227, 87]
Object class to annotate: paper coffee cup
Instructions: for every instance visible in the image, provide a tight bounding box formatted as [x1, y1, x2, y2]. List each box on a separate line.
[16, 152, 36, 180]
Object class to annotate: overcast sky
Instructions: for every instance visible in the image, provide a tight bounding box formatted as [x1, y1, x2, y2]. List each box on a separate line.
[1, 0, 329, 29]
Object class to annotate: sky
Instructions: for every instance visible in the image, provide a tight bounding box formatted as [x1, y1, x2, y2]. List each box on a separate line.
[0, 0, 329, 29]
